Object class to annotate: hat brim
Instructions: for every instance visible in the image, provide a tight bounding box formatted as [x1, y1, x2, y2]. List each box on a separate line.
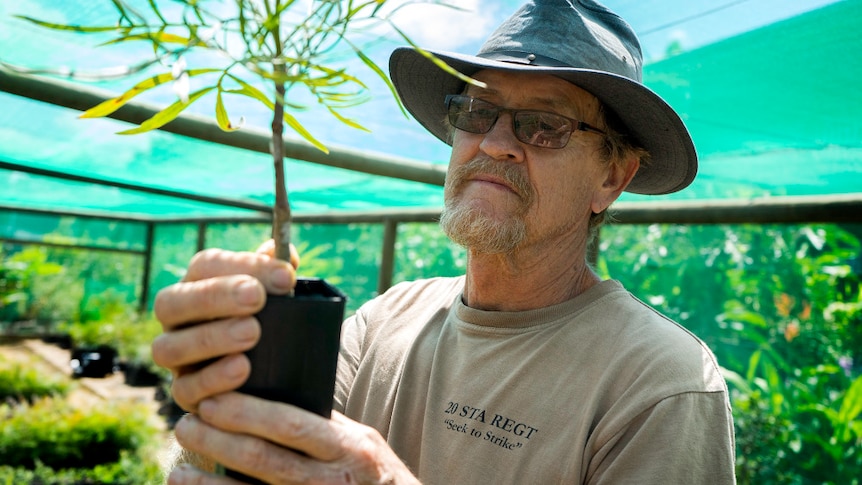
[389, 47, 697, 195]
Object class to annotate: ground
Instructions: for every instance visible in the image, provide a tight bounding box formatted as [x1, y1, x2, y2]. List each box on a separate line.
[1, 337, 174, 470]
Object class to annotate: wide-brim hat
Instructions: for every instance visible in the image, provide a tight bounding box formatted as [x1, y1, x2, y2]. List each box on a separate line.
[389, 0, 697, 195]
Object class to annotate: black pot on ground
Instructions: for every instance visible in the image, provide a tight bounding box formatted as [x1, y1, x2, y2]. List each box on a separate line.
[122, 361, 164, 387]
[223, 277, 346, 483]
[70, 345, 118, 378]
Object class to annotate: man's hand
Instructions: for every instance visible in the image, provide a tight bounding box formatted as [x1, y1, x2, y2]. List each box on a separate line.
[152, 243, 421, 484]
[152, 241, 299, 413]
[170, 393, 421, 484]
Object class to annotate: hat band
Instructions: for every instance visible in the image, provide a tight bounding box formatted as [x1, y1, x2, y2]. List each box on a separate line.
[477, 50, 569, 68]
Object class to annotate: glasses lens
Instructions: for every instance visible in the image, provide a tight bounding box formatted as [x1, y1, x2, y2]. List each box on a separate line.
[447, 96, 497, 134]
[514, 112, 572, 149]
[445, 95, 576, 148]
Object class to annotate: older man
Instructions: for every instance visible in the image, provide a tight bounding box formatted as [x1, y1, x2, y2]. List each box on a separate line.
[153, 1, 736, 483]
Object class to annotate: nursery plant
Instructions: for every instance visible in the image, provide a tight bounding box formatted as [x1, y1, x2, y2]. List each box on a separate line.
[0, 397, 162, 482]
[0, 354, 71, 403]
[17, 0, 470, 261]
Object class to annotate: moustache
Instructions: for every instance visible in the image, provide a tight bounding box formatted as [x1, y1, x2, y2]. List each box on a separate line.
[446, 158, 534, 204]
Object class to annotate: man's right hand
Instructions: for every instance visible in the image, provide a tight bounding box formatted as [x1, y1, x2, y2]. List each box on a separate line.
[151, 241, 299, 413]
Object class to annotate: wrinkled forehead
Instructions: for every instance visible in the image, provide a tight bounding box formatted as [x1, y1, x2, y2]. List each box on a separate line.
[464, 69, 603, 119]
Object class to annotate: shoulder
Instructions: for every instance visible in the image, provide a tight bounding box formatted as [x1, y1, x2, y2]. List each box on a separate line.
[583, 281, 727, 394]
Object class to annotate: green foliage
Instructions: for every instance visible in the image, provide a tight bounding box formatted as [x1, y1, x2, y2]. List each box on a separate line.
[0, 243, 142, 328]
[0, 397, 161, 474]
[599, 223, 862, 483]
[394, 222, 467, 282]
[0, 246, 64, 324]
[0, 354, 72, 403]
[0, 451, 161, 485]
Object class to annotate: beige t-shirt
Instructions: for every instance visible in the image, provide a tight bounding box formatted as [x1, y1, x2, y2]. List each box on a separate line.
[335, 277, 736, 484]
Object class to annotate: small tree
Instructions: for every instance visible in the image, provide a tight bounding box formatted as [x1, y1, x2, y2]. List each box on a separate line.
[17, 0, 471, 261]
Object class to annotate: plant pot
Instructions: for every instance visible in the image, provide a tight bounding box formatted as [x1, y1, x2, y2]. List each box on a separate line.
[122, 361, 164, 387]
[223, 277, 345, 483]
[70, 344, 118, 378]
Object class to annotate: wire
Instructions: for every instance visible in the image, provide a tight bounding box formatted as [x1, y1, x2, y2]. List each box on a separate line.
[639, 0, 753, 36]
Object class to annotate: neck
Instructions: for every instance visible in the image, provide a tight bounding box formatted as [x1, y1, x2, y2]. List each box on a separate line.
[462, 236, 600, 312]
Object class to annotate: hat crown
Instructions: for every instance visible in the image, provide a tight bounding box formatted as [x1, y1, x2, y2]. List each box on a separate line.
[477, 0, 643, 82]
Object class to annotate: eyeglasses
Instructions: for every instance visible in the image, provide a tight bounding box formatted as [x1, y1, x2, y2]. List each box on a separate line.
[445, 94, 605, 149]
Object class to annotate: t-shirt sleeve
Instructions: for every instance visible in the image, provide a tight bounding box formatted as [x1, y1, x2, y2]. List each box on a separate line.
[586, 390, 736, 485]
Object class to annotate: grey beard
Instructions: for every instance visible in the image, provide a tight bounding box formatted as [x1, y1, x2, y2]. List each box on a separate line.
[440, 202, 527, 254]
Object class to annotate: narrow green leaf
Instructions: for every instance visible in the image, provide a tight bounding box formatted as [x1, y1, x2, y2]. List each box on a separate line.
[838, 375, 862, 425]
[326, 106, 370, 132]
[745, 349, 760, 383]
[14, 15, 119, 33]
[391, 24, 485, 89]
[283, 111, 329, 154]
[351, 44, 406, 116]
[226, 75, 275, 110]
[80, 68, 220, 119]
[98, 31, 201, 47]
[117, 86, 215, 135]
[147, 0, 168, 24]
[215, 89, 240, 132]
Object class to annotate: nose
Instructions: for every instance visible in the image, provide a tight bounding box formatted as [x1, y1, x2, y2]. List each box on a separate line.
[478, 112, 526, 162]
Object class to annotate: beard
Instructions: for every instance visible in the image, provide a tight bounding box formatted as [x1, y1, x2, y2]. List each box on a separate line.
[440, 157, 535, 254]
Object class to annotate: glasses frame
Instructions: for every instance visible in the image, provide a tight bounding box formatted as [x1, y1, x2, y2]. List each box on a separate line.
[445, 94, 606, 149]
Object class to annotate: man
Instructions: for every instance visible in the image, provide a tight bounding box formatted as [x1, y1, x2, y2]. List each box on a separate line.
[153, 0, 736, 483]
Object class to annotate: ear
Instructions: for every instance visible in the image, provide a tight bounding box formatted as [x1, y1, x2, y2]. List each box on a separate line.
[591, 156, 640, 214]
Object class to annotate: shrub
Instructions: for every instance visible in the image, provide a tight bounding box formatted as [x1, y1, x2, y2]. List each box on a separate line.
[0, 450, 162, 485]
[0, 397, 160, 471]
[0, 354, 71, 403]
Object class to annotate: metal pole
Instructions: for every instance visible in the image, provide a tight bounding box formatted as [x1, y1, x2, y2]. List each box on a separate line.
[140, 222, 155, 314]
[378, 220, 398, 295]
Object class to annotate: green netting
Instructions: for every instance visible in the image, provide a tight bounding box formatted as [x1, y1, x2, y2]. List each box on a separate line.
[630, 0, 862, 201]
[0, 210, 148, 251]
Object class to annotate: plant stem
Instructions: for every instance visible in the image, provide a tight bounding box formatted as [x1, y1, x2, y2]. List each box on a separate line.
[271, 11, 291, 263]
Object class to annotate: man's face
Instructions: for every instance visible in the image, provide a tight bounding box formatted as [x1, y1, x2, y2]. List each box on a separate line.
[440, 69, 611, 255]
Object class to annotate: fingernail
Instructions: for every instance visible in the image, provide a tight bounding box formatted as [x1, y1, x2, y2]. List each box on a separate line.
[234, 279, 262, 307]
[270, 266, 294, 291]
[229, 318, 258, 342]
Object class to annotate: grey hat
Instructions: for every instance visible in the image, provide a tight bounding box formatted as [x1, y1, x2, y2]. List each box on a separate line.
[389, 0, 697, 195]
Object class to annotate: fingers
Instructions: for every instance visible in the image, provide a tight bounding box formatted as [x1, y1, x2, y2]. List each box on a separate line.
[174, 412, 321, 484]
[181, 395, 418, 485]
[154, 274, 267, 330]
[153, 315, 260, 369]
[255, 240, 300, 271]
[169, 355, 251, 413]
[197, 393, 343, 461]
[155, 246, 297, 327]
[183, 248, 297, 292]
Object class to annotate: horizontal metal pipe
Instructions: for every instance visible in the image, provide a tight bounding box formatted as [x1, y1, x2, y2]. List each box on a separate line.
[2, 194, 861, 226]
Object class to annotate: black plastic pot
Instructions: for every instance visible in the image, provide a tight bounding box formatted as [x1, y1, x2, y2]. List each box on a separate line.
[223, 277, 346, 483]
[70, 345, 118, 378]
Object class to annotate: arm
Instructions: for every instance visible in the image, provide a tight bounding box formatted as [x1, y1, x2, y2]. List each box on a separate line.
[152, 243, 420, 484]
